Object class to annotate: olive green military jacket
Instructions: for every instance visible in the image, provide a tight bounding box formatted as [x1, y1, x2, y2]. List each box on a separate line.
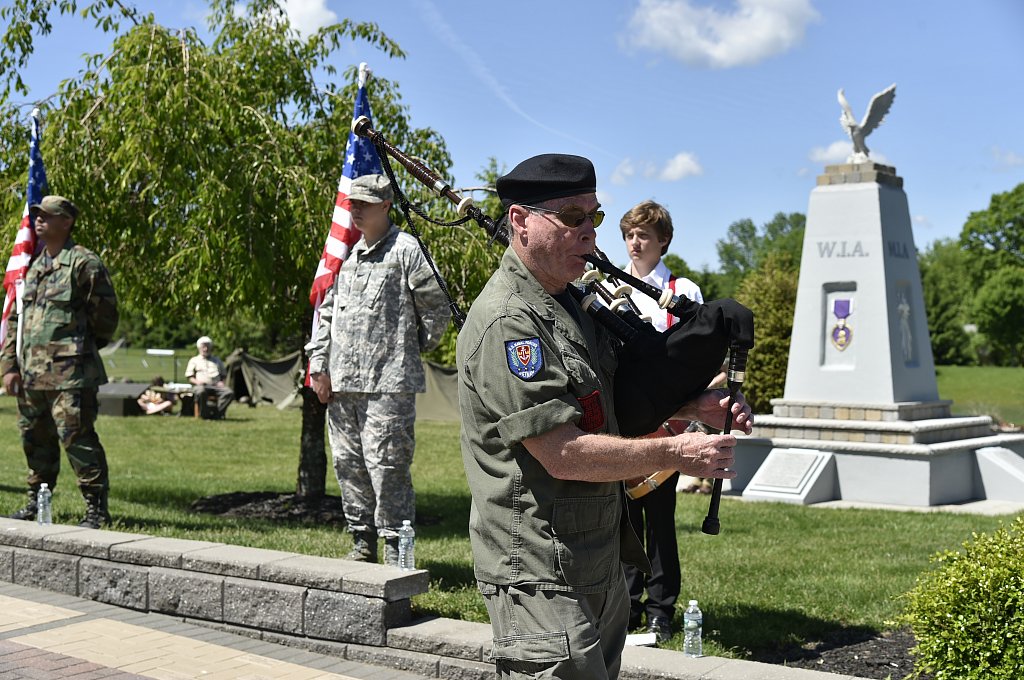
[0, 239, 118, 390]
[457, 247, 648, 594]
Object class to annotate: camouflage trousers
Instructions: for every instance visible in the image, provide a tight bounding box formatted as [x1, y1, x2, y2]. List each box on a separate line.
[326, 392, 416, 539]
[16, 387, 109, 495]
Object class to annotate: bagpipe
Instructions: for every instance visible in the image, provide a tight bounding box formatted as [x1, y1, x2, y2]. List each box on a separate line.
[352, 116, 753, 534]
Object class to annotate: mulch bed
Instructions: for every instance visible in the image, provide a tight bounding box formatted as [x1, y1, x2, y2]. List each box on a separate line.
[769, 627, 930, 679]
[191, 491, 347, 524]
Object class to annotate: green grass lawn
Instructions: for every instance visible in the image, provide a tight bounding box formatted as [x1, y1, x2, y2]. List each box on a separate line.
[936, 364, 1024, 427]
[99, 346, 193, 384]
[0, 362, 1020, 661]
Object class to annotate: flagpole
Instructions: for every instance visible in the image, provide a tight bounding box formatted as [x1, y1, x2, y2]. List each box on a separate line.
[308, 62, 374, 340]
[2, 107, 44, 362]
[13, 108, 42, 371]
[306, 61, 383, 386]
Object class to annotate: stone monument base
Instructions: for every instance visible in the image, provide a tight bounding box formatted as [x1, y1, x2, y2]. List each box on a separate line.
[733, 399, 1024, 507]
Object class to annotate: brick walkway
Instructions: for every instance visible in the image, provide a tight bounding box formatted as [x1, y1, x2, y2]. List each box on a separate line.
[0, 583, 428, 680]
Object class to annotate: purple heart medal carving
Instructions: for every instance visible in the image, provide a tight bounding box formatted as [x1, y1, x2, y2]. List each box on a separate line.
[831, 298, 853, 351]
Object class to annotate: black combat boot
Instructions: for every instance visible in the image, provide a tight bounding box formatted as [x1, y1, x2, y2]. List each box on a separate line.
[8, 488, 38, 521]
[78, 491, 111, 529]
[345, 531, 378, 562]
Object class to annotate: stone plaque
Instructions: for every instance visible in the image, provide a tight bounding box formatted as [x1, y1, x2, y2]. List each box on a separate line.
[752, 450, 818, 491]
[743, 448, 838, 505]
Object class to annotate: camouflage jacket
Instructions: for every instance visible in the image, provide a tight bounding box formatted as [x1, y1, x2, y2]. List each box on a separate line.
[0, 239, 119, 390]
[307, 224, 451, 394]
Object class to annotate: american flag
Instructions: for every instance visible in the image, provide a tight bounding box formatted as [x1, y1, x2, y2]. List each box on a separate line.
[308, 62, 382, 316]
[1, 108, 47, 347]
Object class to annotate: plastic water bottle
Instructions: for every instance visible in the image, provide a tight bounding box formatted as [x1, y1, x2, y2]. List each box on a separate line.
[683, 599, 703, 657]
[36, 484, 52, 526]
[398, 519, 416, 570]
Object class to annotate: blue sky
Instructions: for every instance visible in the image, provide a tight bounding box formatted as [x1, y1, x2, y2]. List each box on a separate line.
[14, 0, 1024, 272]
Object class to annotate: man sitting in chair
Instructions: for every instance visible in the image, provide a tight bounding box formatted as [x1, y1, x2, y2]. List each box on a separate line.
[185, 336, 234, 419]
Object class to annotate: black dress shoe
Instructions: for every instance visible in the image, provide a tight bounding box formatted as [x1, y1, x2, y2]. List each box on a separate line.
[648, 616, 672, 643]
[9, 502, 37, 521]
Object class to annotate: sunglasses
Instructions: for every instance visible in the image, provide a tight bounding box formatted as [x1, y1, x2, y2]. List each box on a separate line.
[520, 203, 605, 228]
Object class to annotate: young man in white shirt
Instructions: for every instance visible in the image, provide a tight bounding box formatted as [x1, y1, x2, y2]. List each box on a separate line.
[617, 200, 704, 643]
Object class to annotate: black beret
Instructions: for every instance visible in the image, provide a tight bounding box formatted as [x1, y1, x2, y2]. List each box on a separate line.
[496, 154, 596, 206]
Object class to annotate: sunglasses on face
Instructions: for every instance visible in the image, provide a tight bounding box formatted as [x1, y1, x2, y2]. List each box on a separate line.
[520, 203, 605, 228]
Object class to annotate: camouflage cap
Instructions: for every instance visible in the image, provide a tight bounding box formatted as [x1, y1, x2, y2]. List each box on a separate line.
[30, 195, 79, 219]
[348, 174, 393, 204]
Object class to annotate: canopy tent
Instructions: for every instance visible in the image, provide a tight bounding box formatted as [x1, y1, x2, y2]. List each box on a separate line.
[416, 361, 459, 422]
[219, 350, 459, 419]
[225, 348, 304, 407]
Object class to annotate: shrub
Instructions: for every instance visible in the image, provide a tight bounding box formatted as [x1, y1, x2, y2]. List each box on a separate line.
[733, 252, 798, 414]
[900, 516, 1024, 679]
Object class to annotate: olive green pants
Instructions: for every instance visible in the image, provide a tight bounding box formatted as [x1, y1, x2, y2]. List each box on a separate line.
[17, 387, 109, 495]
[482, 573, 630, 679]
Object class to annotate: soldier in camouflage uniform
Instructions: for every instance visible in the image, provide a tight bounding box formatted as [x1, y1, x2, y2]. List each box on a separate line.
[307, 174, 451, 565]
[1, 195, 119, 529]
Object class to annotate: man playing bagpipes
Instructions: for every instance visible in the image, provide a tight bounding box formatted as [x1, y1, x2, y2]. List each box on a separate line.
[456, 154, 752, 679]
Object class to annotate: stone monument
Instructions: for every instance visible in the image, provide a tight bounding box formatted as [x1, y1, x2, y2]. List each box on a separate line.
[732, 86, 1024, 507]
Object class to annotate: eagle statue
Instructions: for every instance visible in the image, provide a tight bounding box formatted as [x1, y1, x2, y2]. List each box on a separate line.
[837, 83, 896, 163]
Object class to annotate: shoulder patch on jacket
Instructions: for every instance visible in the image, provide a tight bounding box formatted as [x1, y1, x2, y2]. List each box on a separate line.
[505, 337, 543, 380]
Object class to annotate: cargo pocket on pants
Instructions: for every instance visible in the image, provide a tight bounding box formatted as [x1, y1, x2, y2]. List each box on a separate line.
[492, 629, 570, 666]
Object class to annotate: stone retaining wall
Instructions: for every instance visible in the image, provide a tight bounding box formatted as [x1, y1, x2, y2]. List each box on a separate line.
[0, 518, 863, 680]
[0, 518, 421, 649]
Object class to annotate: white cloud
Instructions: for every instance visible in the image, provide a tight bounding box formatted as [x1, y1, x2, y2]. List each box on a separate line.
[992, 145, 1024, 169]
[612, 154, 700, 184]
[809, 140, 852, 164]
[280, 0, 336, 36]
[913, 215, 933, 230]
[659, 152, 703, 180]
[611, 159, 637, 185]
[623, 0, 819, 69]
[808, 140, 889, 166]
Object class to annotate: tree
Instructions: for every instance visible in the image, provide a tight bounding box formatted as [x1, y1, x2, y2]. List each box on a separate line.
[662, 253, 696, 282]
[715, 212, 804, 297]
[960, 182, 1024, 276]
[918, 239, 975, 365]
[716, 218, 758, 286]
[971, 267, 1024, 366]
[733, 252, 798, 413]
[761, 211, 806, 266]
[0, 0, 508, 502]
[418, 158, 505, 366]
[956, 182, 1024, 365]
[0, 0, 463, 357]
[661, 254, 727, 303]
